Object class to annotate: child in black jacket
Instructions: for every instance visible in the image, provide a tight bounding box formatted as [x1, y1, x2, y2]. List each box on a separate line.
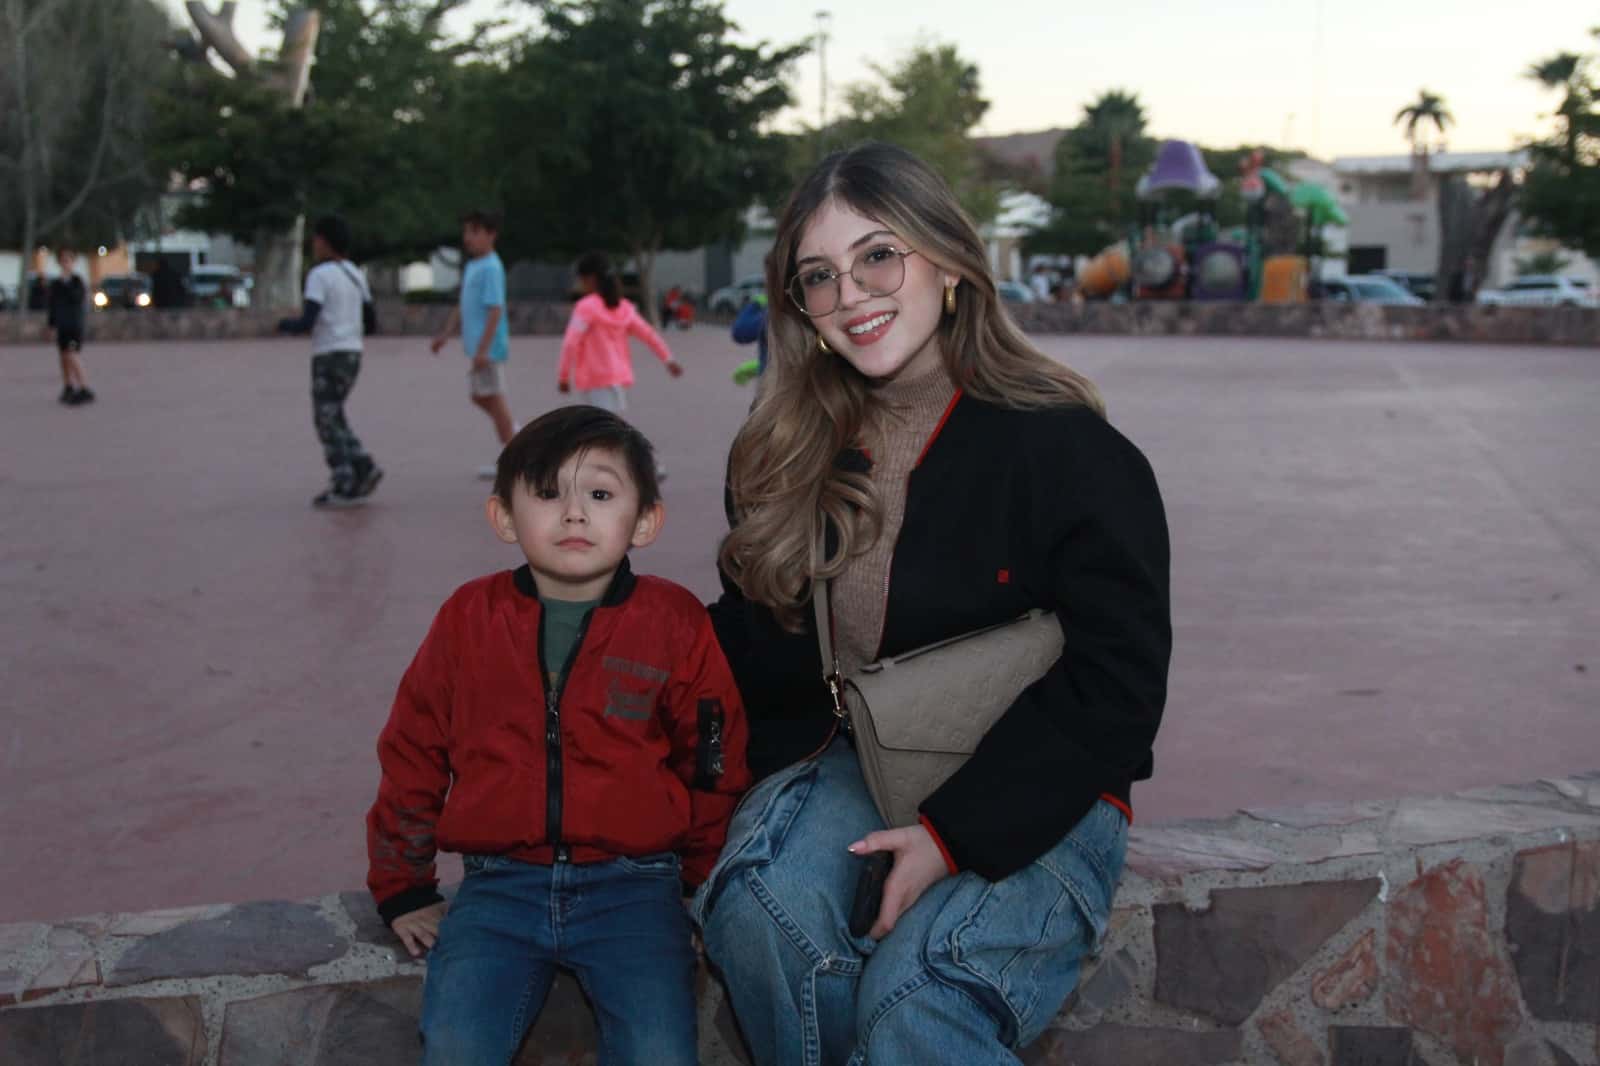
[46, 249, 94, 406]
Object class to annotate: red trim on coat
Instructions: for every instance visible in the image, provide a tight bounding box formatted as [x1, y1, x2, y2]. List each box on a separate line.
[1100, 793, 1133, 824]
[914, 390, 964, 467]
[919, 813, 961, 875]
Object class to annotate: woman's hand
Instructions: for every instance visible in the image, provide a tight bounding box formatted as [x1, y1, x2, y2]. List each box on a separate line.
[848, 825, 951, 939]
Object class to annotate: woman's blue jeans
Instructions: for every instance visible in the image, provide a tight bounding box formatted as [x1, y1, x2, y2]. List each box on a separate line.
[419, 852, 698, 1066]
[692, 739, 1127, 1066]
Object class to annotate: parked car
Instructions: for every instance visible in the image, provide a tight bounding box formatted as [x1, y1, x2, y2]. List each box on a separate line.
[189, 264, 252, 308]
[93, 273, 153, 310]
[1475, 274, 1598, 309]
[1317, 276, 1424, 306]
[995, 280, 1037, 304]
[708, 274, 764, 313]
[1371, 269, 1436, 301]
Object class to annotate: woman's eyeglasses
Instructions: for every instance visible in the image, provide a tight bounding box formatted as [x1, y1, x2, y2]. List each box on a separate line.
[788, 245, 918, 317]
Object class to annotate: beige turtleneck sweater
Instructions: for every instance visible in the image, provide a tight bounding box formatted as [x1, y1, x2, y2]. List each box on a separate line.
[831, 365, 959, 675]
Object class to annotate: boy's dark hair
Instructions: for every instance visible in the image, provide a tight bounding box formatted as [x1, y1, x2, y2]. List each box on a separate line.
[313, 215, 352, 256]
[495, 405, 660, 512]
[575, 250, 621, 309]
[461, 208, 501, 233]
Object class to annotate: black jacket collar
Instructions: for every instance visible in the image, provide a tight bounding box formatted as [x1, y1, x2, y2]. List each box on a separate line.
[512, 556, 637, 607]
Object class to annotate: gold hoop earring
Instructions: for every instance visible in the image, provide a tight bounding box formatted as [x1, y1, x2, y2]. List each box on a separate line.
[944, 283, 958, 315]
[817, 335, 832, 354]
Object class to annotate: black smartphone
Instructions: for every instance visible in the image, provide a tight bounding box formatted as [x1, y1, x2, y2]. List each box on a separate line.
[848, 851, 893, 938]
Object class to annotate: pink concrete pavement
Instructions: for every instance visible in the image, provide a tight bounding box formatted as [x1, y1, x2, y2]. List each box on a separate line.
[1, 328, 1596, 923]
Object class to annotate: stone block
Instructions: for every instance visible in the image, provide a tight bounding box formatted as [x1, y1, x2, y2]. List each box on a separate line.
[1241, 800, 1389, 830]
[1259, 1007, 1325, 1066]
[1124, 827, 1282, 879]
[512, 974, 594, 1063]
[1385, 859, 1523, 1066]
[1505, 842, 1600, 1024]
[1153, 879, 1379, 1024]
[104, 904, 230, 937]
[0, 996, 207, 1064]
[1545, 1040, 1582, 1066]
[0, 924, 46, 1006]
[220, 978, 422, 1065]
[23, 928, 100, 1001]
[337, 891, 405, 957]
[711, 994, 753, 1066]
[1311, 929, 1378, 1011]
[108, 901, 347, 987]
[1021, 1023, 1242, 1065]
[1327, 1025, 1416, 1066]
[1386, 795, 1600, 848]
[1071, 949, 1137, 1020]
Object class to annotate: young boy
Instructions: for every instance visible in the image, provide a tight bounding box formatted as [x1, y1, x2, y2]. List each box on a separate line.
[46, 250, 93, 406]
[430, 209, 516, 478]
[366, 406, 749, 1065]
[278, 215, 383, 508]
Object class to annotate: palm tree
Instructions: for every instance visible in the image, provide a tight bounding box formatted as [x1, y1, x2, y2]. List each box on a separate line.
[1394, 89, 1454, 154]
[1526, 52, 1591, 162]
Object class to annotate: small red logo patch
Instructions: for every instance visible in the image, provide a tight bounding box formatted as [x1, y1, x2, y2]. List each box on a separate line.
[997, 569, 1010, 584]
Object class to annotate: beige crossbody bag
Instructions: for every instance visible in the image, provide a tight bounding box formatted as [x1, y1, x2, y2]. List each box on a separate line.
[811, 568, 1065, 828]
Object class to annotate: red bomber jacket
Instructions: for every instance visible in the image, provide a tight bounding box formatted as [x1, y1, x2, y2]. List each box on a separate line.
[366, 559, 750, 926]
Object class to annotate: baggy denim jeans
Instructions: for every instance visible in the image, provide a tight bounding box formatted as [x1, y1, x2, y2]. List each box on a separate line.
[419, 852, 698, 1066]
[692, 739, 1127, 1066]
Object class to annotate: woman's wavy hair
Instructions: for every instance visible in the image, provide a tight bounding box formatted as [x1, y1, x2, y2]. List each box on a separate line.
[719, 141, 1104, 630]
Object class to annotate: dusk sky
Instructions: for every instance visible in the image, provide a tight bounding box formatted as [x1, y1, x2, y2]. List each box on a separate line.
[166, 0, 1594, 158]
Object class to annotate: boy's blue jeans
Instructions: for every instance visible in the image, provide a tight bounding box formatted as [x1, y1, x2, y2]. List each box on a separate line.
[692, 739, 1127, 1066]
[419, 852, 698, 1066]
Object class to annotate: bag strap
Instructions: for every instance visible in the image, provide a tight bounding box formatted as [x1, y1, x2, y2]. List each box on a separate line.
[811, 528, 849, 724]
[334, 260, 370, 302]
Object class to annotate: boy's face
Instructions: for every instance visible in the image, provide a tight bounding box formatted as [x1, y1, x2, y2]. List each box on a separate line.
[310, 234, 332, 262]
[58, 251, 76, 273]
[461, 223, 495, 257]
[487, 446, 663, 602]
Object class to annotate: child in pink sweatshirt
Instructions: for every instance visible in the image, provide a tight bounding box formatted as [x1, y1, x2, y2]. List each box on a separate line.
[558, 252, 683, 417]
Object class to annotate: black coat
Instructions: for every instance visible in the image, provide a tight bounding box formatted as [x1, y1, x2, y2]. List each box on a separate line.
[709, 394, 1171, 881]
[46, 276, 86, 332]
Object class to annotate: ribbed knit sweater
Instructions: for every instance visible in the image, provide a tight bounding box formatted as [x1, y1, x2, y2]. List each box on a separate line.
[832, 365, 958, 674]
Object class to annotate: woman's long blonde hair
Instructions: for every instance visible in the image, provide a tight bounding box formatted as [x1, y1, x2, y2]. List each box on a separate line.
[720, 142, 1104, 630]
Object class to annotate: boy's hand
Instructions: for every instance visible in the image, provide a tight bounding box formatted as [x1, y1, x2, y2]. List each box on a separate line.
[666, 360, 684, 378]
[558, 379, 571, 394]
[471, 353, 490, 373]
[428, 334, 448, 355]
[392, 901, 448, 957]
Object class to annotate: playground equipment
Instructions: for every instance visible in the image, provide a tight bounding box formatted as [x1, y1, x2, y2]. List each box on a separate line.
[1073, 143, 1345, 304]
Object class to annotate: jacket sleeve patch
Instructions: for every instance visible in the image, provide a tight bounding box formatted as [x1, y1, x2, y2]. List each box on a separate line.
[695, 698, 726, 789]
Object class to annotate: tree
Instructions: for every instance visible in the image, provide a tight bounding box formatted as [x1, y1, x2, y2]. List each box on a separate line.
[1514, 250, 1572, 275]
[487, 0, 805, 317]
[832, 42, 998, 223]
[152, 0, 497, 306]
[154, 3, 323, 309]
[1033, 90, 1156, 256]
[1520, 34, 1600, 259]
[0, 0, 170, 324]
[1394, 89, 1453, 153]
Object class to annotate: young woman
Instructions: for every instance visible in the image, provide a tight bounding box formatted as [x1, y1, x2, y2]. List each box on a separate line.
[696, 142, 1172, 1065]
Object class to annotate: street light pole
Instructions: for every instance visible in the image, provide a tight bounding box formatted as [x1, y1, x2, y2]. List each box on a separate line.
[815, 10, 832, 134]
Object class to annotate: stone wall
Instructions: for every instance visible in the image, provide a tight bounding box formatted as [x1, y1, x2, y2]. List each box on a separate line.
[3, 772, 1597, 1065]
[2, 301, 1596, 346]
[1005, 300, 1600, 346]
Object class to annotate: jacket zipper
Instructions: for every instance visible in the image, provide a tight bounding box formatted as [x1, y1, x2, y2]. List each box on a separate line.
[536, 605, 598, 863]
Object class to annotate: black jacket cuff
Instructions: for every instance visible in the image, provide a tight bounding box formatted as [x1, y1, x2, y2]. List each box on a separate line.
[376, 885, 445, 927]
